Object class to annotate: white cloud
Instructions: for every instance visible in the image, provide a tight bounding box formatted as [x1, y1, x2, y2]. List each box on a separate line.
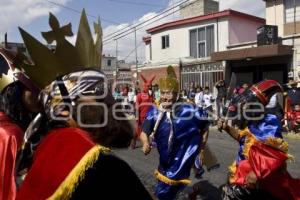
[102, 0, 266, 63]
[0, 0, 71, 42]
[102, 1, 183, 63]
[3, 0, 265, 63]
[219, 0, 265, 17]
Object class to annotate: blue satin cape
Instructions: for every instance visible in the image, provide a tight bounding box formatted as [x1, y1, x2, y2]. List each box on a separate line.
[142, 104, 208, 200]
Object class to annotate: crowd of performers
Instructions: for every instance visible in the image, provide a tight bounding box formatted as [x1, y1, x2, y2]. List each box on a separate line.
[0, 11, 300, 200]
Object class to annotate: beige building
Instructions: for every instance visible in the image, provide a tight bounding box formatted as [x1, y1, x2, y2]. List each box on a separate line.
[265, 0, 300, 80]
[141, 9, 264, 90]
[212, 0, 300, 85]
[180, 0, 219, 19]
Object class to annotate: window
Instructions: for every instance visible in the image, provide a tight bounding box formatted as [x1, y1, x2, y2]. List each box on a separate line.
[161, 35, 170, 49]
[107, 59, 111, 66]
[284, 0, 300, 23]
[190, 25, 215, 58]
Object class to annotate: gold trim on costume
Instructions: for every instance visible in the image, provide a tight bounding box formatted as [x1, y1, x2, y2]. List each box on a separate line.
[154, 170, 191, 186]
[239, 128, 291, 158]
[229, 128, 294, 184]
[228, 161, 237, 184]
[48, 145, 110, 200]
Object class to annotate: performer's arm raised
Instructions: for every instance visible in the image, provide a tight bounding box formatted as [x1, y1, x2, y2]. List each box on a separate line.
[217, 119, 240, 141]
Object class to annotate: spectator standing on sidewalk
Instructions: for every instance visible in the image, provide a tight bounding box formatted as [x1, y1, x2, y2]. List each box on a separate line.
[195, 87, 204, 108]
[215, 80, 226, 118]
[203, 87, 214, 123]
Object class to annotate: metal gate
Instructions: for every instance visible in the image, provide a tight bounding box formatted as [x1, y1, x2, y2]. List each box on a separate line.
[181, 62, 225, 91]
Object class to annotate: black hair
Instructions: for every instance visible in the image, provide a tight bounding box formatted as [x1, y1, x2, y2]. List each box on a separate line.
[0, 81, 34, 130]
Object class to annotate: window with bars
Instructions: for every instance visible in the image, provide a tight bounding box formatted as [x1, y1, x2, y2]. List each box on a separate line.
[190, 25, 215, 58]
[284, 0, 300, 23]
[107, 59, 112, 66]
[161, 35, 170, 49]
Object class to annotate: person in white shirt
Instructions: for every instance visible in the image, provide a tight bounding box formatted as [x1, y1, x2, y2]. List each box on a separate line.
[265, 92, 284, 121]
[127, 88, 135, 104]
[203, 87, 214, 124]
[127, 88, 135, 115]
[194, 87, 204, 108]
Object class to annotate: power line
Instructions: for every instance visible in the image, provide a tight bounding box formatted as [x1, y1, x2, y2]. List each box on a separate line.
[123, 42, 144, 61]
[108, 0, 165, 8]
[103, 0, 196, 45]
[44, 0, 120, 25]
[102, 0, 189, 43]
[103, 0, 188, 42]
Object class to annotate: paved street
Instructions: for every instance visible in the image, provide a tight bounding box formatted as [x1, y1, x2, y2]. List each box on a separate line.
[115, 127, 300, 200]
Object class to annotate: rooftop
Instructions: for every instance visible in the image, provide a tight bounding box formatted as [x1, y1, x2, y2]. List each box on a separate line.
[146, 9, 265, 34]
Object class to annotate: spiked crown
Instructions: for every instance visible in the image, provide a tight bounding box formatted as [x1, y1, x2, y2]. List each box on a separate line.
[0, 48, 40, 95]
[18, 9, 102, 88]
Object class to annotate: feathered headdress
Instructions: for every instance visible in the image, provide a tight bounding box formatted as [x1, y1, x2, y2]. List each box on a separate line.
[159, 66, 179, 92]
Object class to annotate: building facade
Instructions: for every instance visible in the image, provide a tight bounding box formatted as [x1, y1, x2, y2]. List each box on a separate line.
[142, 9, 265, 91]
[101, 55, 132, 90]
[180, 0, 219, 19]
[212, 0, 300, 85]
[266, 0, 300, 80]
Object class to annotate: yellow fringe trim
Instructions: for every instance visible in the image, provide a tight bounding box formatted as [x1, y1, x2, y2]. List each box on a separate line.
[154, 170, 191, 186]
[229, 129, 295, 183]
[265, 137, 289, 153]
[239, 129, 257, 159]
[228, 161, 237, 184]
[239, 128, 294, 161]
[47, 145, 110, 200]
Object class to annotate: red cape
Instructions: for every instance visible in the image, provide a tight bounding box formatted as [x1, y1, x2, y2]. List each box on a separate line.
[235, 143, 300, 200]
[136, 92, 153, 137]
[17, 127, 98, 200]
[0, 112, 24, 200]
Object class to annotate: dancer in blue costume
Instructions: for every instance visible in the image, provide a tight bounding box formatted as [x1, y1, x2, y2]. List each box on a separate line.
[140, 66, 209, 200]
[218, 80, 300, 200]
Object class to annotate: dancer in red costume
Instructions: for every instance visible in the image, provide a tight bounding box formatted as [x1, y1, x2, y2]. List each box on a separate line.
[131, 74, 155, 149]
[0, 49, 40, 200]
[218, 80, 300, 200]
[16, 11, 153, 200]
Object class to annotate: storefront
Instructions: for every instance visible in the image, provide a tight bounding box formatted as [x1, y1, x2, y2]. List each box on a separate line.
[211, 44, 293, 86]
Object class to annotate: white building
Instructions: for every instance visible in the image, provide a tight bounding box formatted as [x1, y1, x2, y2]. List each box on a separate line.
[212, 0, 300, 85]
[141, 9, 265, 90]
[266, 0, 300, 80]
[101, 55, 132, 89]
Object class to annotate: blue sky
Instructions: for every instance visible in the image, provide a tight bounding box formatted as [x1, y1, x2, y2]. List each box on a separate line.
[0, 0, 266, 62]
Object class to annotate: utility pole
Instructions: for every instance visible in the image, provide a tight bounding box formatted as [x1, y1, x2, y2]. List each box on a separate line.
[293, 0, 296, 80]
[4, 33, 7, 48]
[115, 39, 118, 85]
[134, 27, 139, 86]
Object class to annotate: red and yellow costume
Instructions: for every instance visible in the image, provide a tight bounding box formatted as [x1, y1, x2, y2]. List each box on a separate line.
[17, 127, 109, 200]
[225, 80, 300, 200]
[16, 11, 153, 200]
[229, 126, 300, 200]
[0, 112, 24, 200]
[135, 74, 155, 139]
[0, 47, 39, 200]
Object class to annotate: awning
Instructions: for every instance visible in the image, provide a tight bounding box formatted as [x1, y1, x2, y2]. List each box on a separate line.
[211, 44, 293, 61]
